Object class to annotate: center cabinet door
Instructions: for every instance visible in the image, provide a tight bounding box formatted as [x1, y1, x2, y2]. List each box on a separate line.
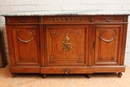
[45, 25, 88, 66]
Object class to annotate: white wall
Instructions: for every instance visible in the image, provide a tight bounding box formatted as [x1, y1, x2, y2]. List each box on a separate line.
[0, 0, 130, 65]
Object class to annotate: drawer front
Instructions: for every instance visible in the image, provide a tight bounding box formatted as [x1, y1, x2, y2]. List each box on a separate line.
[6, 16, 39, 24]
[41, 67, 93, 74]
[94, 16, 127, 23]
[41, 16, 90, 24]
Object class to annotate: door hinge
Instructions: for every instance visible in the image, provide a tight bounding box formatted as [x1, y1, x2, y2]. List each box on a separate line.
[93, 41, 95, 49]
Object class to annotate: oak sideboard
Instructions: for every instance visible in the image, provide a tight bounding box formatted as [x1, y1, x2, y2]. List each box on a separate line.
[3, 11, 129, 78]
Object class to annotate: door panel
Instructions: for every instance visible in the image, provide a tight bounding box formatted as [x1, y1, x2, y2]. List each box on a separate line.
[12, 26, 40, 65]
[46, 26, 88, 66]
[94, 25, 122, 65]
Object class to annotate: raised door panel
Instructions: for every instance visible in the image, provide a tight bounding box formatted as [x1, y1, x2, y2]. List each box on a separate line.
[12, 26, 40, 65]
[46, 26, 88, 66]
[94, 25, 122, 65]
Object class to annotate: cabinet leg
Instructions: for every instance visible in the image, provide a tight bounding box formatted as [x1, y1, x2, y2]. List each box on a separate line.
[12, 73, 16, 78]
[117, 72, 122, 78]
[86, 74, 91, 78]
[43, 74, 46, 78]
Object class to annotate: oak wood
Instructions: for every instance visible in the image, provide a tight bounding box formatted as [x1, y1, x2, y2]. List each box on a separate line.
[5, 15, 128, 77]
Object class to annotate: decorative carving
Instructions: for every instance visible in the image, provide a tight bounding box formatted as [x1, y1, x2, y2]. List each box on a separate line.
[77, 57, 82, 63]
[19, 57, 23, 61]
[31, 58, 35, 61]
[6, 18, 9, 23]
[17, 30, 34, 43]
[99, 29, 116, 43]
[105, 17, 113, 22]
[111, 57, 114, 61]
[44, 17, 88, 22]
[50, 55, 55, 62]
[124, 17, 128, 22]
[60, 68, 72, 74]
[90, 17, 94, 22]
[98, 57, 102, 61]
[51, 31, 56, 36]
[62, 35, 72, 52]
[19, 18, 28, 23]
[39, 17, 43, 23]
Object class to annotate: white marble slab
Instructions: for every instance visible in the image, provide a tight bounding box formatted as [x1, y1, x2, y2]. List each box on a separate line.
[1, 10, 130, 16]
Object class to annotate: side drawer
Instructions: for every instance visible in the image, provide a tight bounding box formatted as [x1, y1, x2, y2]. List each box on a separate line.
[94, 16, 127, 23]
[6, 16, 39, 24]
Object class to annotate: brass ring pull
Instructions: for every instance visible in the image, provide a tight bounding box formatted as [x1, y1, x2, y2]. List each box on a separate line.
[100, 36, 116, 43]
[19, 18, 28, 23]
[17, 37, 34, 43]
[105, 17, 113, 22]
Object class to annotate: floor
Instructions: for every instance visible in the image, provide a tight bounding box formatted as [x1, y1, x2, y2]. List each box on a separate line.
[0, 65, 130, 87]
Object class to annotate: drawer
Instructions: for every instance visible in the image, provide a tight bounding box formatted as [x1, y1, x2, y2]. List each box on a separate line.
[40, 16, 90, 24]
[41, 67, 93, 74]
[6, 16, 39, 24]
[94, 16, 127, 23]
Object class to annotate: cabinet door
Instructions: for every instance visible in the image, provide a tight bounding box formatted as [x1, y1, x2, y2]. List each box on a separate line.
[94, 25, 122, 65]
[46, 26, 88, 66]
[12, 26, 40, 66]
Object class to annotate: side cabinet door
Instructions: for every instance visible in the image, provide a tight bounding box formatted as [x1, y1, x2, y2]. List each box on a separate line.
[45, 26, 88, 66]
[12, 26, 40, 65]
[94, 25, 122, 65]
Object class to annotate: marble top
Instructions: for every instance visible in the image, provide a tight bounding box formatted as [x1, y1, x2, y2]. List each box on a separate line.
[1, 10, 130, 16]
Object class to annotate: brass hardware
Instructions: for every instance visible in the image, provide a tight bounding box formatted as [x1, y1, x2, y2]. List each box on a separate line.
[39, 17, 43, 23]
[19, 58, 23, 61]
[61, 68, 72, 74]
[105, 17, 113, 22]
[62, 35, 72, 52]
[90, 17, 94, 22]
[38, 42, 40, 49]
[124, 16, 128, 22]
[19, 18, 28, 23]
[32, 58, 35, 61]
[77, 57, 82, 63]
[100, 36, 116, 43]
[6, 18, 9, 23]
[93, 41, 95, 49]
[111, 57, 114, 61]
[17, 30, 34, 43]
[44, 44, 47, 48]
[17, 37, 34, 43]
[99, 57, 102, 60]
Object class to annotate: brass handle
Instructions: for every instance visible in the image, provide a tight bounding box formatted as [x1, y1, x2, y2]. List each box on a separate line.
[17, 30, 34, 43]
[61, 68, 72, 74]
[17, 37, 34, 43]
[100, 36, 116, 43]
[105, 17, 113, 22]
[19, 18, 28, 23]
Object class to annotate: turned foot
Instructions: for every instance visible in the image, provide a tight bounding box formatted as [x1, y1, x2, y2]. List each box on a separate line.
[86, 74, 91, 78]
[117, 72, 122, 78]
[43, 74, 46, 78]
[12, 73, 16, 78]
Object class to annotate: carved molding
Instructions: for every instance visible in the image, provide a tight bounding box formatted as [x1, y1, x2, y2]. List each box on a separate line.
[99, 29, 116, 43]
[17, 30, 34, 43]
[19, 18, 28, 23]
[44, 17, 88, 22]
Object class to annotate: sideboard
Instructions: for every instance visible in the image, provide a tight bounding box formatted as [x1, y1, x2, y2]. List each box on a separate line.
[3, 11, 129, 78]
